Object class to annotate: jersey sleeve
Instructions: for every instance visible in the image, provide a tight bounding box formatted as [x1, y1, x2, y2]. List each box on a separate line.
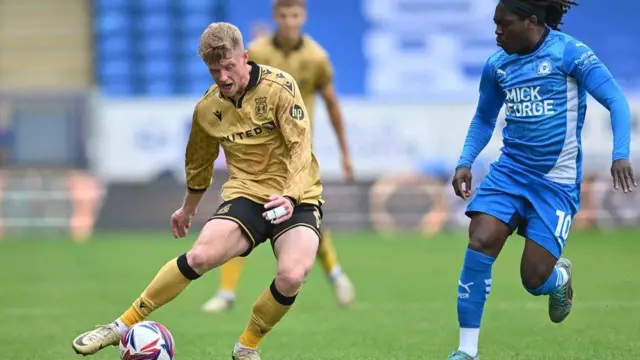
[315, 54, 334, 90]
[563, 41, 613, 89]
[456, 58, 505, 168]
[275, 79, 312, 204]
[563, 41, 631, 161]
[185, 105, 220, 193]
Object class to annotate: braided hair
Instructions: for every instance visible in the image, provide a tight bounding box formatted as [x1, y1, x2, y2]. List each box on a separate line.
[501, 0, 579, 30]
[537, 0, 579, 30]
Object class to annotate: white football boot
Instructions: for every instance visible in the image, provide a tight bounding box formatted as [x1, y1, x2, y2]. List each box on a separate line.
[72, 323, 121, 355]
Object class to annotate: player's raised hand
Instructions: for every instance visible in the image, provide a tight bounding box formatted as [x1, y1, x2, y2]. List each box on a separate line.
[171, 207, 194, 239]
[452, 166, 473, 200]
[611, 159, 637, 193]
[263, 195, 294, 225]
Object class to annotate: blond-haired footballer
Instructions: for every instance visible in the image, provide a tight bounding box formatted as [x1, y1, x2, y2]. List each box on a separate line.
[203, 0, 355, 313]
[72, 22, 324, 360]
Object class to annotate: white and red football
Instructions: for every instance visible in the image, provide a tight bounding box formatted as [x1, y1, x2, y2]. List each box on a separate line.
[119, 321, 175, 360]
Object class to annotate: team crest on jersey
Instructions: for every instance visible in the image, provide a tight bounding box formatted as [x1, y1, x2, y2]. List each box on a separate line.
[537, 60, 552, 76]
[254, 97, 268, 117]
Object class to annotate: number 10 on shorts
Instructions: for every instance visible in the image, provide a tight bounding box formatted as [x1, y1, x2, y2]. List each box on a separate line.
[555, 210, 572, 241]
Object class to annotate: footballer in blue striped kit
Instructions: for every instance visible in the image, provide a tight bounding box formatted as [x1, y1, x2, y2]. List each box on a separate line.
[449, 0, 636, 359]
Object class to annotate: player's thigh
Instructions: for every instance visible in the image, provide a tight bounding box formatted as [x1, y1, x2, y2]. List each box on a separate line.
[466, 186, 524, 257]
[208, 197, 271, 256]
[187, 218, 250, 273]
[519, 184, 579, 260]
[519, 189, 578, 286]
[271, 204, 322, 249]
[518, 210, 564, 287]
[271, 205, 322, 286]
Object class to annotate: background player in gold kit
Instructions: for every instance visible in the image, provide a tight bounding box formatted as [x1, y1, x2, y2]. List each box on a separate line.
[203, 0, 356, 313]
[71, 22, 324, 360]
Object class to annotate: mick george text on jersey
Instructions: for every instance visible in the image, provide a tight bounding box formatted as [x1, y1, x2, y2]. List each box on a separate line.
[504, 86, 555, 117]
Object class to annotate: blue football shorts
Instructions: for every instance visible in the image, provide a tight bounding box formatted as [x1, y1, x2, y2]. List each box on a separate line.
[466, 161, 581, 258]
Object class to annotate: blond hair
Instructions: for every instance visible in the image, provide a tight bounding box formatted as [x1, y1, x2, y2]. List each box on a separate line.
[198, 22, 244, 64]
[273, 0, 306, 8]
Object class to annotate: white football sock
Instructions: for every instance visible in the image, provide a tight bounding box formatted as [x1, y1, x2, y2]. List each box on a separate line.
[458, 327, 479, 357]
[113, 318, 128, 334]
[217, 289, 236, 301]
[557, 266, 569, 287]
[329, 266, 343, 281]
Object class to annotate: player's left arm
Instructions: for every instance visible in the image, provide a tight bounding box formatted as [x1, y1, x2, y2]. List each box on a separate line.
[317, 56, 353, 182]
[277, 78, 313, 206]
[564, 41, 636, 191]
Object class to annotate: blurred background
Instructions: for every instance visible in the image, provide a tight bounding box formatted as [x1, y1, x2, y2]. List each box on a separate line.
[0, 0, 638, 239]
[2, 1, 640, 359]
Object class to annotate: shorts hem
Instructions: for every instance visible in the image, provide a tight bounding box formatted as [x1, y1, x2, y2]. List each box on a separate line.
[465, 208, 516, 230]
[270, 224, 321, 246]
[209, 215, 256, 256]
[519, 231, 563, 259]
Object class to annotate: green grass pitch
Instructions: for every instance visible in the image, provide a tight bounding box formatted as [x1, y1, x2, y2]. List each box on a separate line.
[1, 229, 639, 360]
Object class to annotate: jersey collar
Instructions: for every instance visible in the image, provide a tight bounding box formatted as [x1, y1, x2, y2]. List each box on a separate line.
[223, 61, 262, 108]
[520, 26, 550, 55]
[272, 35, 304, 53]
[245, 61, 261, 91]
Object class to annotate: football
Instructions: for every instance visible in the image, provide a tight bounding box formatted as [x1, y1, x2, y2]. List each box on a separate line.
[119, 321, 175, 360]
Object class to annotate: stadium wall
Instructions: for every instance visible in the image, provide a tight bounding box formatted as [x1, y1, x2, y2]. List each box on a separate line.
[87, 97, 640, 236]
[0, 93, 639, 239]
[92, 97, 640, 182]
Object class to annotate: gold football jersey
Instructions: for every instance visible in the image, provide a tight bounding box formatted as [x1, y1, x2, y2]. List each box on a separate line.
[184, 62, 323, 205]
[248, 35, 333, 125]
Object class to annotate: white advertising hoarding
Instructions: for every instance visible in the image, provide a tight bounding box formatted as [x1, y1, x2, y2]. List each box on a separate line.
[91, 97, 640, 182]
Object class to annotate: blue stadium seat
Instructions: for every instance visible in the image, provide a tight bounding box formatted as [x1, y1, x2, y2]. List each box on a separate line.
[180, 13, 212, 34]
[139, 0, 172, 10]
[101, 81, 135, 97]
[139, 58, 174, 79]
[95, 11, 131, 35]
[183, 79, 214, 95]
[98, 35, 131, 57]
[143, 80, 175, 96]
[179, 0, 213, 12]
[179, 33, 203, 56]
[98, 59, 133, 79]
[138, 13, 173, 33]
[185, 58, 206, 76]
[94, 0, 129, 11]
[140, 37, 173, 54]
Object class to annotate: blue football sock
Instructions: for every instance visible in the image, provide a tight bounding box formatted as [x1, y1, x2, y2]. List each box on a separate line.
[457, 248, 495, 329]
[525, 266, 568, 296]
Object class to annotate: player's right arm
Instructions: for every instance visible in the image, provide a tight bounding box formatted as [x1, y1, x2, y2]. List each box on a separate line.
[563, 40, 636, 192]
[456, 58, 505, 169]
[183, 105, 220, 214]
[453, 58, 505, 199]
[172, 105, 220, 238]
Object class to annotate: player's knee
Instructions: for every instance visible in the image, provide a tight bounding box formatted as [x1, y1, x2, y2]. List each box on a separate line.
[520, 261, 554, 293]
[186, 246, 217, 275]
[468, 214, 510, 257]
[275, 264, 310, 296]
[468, 229, 501, 256]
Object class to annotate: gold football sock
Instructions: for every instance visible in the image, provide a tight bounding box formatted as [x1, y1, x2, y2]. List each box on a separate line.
[119, 254, 200, 327]
[219, 257, 246, 293]
[239, 280, 297, 349]
[317, 229, 341, 278]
